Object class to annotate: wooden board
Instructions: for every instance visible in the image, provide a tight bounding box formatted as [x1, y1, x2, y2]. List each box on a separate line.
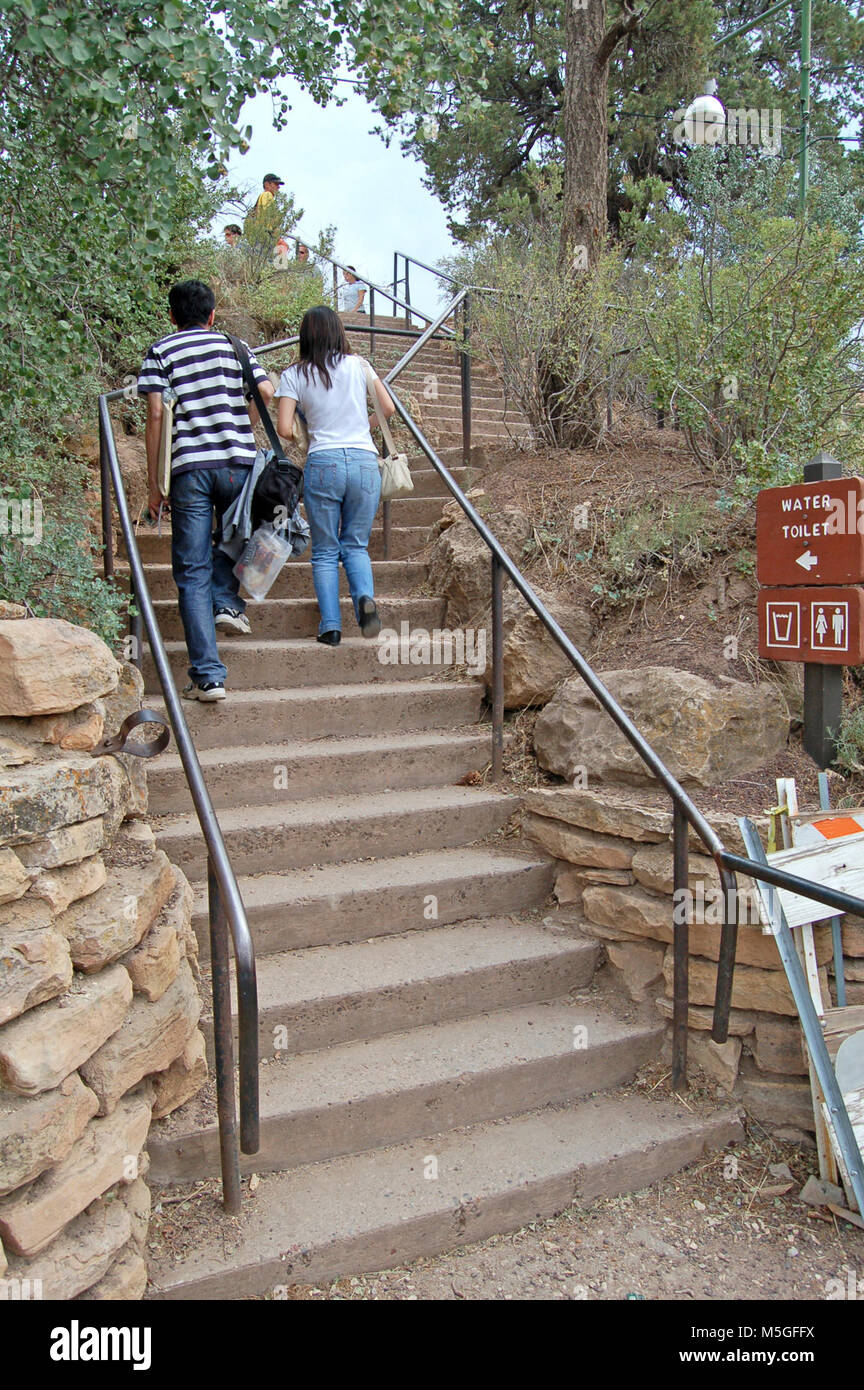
[766, 831, 864, 928]
[823, 1005, 864, 1061]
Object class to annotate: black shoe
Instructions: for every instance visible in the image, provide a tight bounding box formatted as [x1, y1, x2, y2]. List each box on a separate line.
[358, 596, 381, 639]
[317, 630, 341, 646]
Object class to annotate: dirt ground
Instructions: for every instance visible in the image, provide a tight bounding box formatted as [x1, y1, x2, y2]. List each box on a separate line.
[456, 427, 864, 817]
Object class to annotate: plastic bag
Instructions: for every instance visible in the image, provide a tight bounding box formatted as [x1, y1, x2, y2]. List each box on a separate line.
[233, 523, 293, 602]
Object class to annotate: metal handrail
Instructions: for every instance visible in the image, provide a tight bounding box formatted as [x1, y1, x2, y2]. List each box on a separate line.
[392, 250, 500, 298]
[254, 324, 451, 356]
[278, 233, 456, 336]
[98, 394, 259, 1214]
[394, 249, 464, 292]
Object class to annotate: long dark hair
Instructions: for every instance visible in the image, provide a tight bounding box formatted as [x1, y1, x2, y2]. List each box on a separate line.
[296, 306, 352, 390]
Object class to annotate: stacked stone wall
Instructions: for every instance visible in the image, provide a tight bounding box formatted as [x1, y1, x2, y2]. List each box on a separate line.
[0, 611, 206, 1300]
[524, 786, 858, 1139]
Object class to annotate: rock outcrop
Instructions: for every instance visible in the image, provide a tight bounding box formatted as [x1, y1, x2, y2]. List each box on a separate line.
[534, 666, 790, 787]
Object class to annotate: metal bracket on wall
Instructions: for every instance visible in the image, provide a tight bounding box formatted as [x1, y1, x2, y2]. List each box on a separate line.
[91, 708, 170, 760]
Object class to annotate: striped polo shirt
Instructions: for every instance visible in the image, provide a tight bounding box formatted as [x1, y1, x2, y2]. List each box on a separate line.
[137, 328, 269, 476]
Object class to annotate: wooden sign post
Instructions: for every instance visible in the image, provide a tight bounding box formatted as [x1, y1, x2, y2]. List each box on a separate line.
[757, 453, 860, 768]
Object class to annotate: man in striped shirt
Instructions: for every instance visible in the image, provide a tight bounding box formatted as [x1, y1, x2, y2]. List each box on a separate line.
[138, 279, 274, 701]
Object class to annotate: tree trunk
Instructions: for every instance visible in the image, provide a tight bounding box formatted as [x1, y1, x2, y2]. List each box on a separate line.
[540, 0, 620, 448]
[559, 0, 610, 274]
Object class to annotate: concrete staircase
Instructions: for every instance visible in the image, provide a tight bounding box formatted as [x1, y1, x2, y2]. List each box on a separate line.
[341, 311, 531, 447]
[125, 334, 739, 1299]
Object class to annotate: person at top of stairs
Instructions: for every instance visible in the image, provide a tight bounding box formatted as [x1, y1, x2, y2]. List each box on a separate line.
[276, 306, 396, 647]
[339, 267, 367, 314]
[138, 278, 274, 702]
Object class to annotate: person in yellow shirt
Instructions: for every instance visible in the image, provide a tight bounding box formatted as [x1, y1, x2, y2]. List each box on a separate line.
[244, 173, 284, 244]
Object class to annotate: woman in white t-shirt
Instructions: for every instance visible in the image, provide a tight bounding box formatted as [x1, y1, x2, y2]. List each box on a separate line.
[276, 306, 396, 646]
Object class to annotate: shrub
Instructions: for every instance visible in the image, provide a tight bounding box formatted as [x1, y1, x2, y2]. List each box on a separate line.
[635, 151, 864, 487]
[246, 269, 331, 339]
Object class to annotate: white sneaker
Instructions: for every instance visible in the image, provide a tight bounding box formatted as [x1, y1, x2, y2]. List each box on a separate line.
[183, 681, 226, 702]
[215, 609, 252, 635]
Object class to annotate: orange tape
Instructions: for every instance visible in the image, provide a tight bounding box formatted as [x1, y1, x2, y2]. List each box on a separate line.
[813, 816, 864, 840]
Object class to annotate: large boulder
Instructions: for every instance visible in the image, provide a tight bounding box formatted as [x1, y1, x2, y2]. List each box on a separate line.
[0, 1092, 151, 1256]
[0, 620, 119, 717]
[534, 666, 789, 787]
[100, 661, 144, 739]
[79, 958, 201, 1114]
[428, 510, 531, 627]
[0, 1073, 99, 1196]
[487, 584, 592, 709]
[56, 850, 176, 974]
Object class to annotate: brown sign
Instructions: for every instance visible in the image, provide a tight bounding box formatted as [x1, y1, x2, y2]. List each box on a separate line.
[756, 478, 864, 586]
[758, 586, 864, 664]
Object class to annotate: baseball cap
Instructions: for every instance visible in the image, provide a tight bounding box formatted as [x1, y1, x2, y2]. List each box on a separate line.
[263, 173, 284, 185]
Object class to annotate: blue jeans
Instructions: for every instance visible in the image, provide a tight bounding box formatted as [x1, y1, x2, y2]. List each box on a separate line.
[303, 448, 381, 636]
[170, 465, 251, 685]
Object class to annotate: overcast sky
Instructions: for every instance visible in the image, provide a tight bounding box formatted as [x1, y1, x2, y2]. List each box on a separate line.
[223, 80, 457, 317]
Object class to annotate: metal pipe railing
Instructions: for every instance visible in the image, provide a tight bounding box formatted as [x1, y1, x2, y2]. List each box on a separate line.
[374, 377, 864, 1066]
[255, 324, 451, 355]
[394, 249, 464, 289]
[98, 396, 260, 1212]
[279, 234, 455, 335]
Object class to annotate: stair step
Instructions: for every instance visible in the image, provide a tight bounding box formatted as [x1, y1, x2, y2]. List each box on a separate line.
[130, 525, 432, 565]
[206, 919, 599, 1055]
[149, 729, 494, 814]
[147, 681, 483, 750]
[155, 785, 518, 877]
[146, 1000, 664, 1182]
[143, 637, 470, 694]
[121, 559, 429, 600]
[372, 496, 444, 526]
[191, 847, 554, 958]
[148, 1096, 742, 1298]
[396, 387, 526, 416]
[401, 467, 475, 497]
[151, 595, 444, 643]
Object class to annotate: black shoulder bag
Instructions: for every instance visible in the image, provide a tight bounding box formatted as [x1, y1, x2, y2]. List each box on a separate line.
[226, 334, 303, 530]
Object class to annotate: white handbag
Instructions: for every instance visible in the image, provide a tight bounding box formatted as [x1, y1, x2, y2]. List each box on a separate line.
[157, 387, 177, 498]
[361, 359, 413, 499]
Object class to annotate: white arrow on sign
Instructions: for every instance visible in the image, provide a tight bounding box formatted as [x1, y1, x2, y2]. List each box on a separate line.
[796, 550, 819, 571]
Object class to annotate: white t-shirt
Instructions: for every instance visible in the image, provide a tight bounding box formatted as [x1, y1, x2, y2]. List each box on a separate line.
[276, 355, 378, 457]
